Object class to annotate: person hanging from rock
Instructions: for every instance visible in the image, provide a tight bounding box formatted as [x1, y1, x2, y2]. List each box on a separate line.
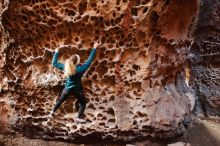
[49, 42, 98, 123]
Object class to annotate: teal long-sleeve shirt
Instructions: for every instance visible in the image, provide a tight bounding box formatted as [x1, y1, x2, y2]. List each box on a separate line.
[52, 48, 96, 90]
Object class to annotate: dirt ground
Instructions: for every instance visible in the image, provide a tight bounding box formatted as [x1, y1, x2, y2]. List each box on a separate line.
[0, 119, 220, 146]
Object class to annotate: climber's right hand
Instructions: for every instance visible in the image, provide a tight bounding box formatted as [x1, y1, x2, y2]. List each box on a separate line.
[55, 47, 60, 52]
[93, 42, 99, 48]
[55, 45, 66, 52]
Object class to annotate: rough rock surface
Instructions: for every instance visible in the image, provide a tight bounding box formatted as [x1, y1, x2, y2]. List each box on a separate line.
[0, 0, 202, 142]
[190, 0, 220, 116]
[167, 142, 191, 146]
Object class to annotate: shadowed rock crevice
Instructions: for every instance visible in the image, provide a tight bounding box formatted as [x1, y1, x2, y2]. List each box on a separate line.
[189, 0, 220, 116]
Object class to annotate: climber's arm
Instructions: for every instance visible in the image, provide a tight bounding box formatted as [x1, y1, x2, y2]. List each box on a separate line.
[77, 42, 98, 73]
[52, 49, 64, 71]
[77, 48, 96, 73]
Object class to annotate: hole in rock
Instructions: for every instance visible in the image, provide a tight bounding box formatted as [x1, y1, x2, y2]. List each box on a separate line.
[92, 74, 98, 81]
[87, 113, 95, 118]
[131, 82, 142, 89]
[105, 75, 115, 86]
[74, 37, 79, 42]
[48, 19, 57, 26]
[90, 16, 97, 22]
[67, 10, 76, 16]
[95, 35, 99, 40]
[136, 111, 148, 117]
[113, 12, 116, 17]
[86, 119, 92, 123]
[101, 116, 107, 120]
[131, 8, 138, 16]
[129, 70, 136, 76]
[104, 20, 110, 26]
[116, 0, 120, 5]
[132, 64, 140, 70]
[110, 19, 115, 26]
[22, 15, 28, 22]
[78, 1, 87, 15]
[102, 99, 107, 103]
[42, 4, 46, 9]
[118, 40, 124, 46]
[95, 97, 99, 102]
[80, 129, 88, 134]
[109, 95, 115, 101]
[99, 122, 105, 126]
[89, 66, 96, 72]
[97, 113, 103, 117]
[108, 119, 115, 123]
[87, 104, 96, 110]
[129, 111, 134, 114]
[99, 106, 105, 110]
[119, 64, 124, 68]
[150, 11, 159, 22]
[107, 108, 115, 116]
[99, 17, 104, 23]
[115, 17, 121, 24]
[143, 7, 148, 14]
[125, 81, 130, 86]
[78, 43, 83, 48]
[133, 120, 137, 125]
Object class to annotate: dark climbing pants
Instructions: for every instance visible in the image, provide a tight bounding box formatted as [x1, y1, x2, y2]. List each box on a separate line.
[52, 88, 86, 118]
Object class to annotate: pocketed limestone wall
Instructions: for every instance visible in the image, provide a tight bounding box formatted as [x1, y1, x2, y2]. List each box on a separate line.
[0, 0, 200, 142]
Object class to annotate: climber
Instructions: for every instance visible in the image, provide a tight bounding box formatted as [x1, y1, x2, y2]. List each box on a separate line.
[50, 42, 98, 123]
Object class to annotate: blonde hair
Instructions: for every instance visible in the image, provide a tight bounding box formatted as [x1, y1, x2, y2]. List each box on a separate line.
[64, 54, 80, 78]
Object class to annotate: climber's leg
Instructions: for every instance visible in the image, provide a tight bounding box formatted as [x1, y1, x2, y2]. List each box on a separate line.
[74, 99, 80, 111]
[51, 88, 70, 114]
[77, 91, 86, 118]
[73, 89, 86, 123]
